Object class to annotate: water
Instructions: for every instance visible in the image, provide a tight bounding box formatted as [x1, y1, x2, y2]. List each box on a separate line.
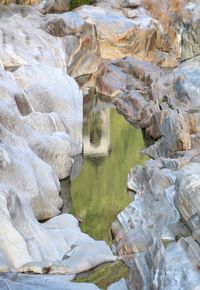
[61, 95, 146, 288]
[70, 95, 146, 244]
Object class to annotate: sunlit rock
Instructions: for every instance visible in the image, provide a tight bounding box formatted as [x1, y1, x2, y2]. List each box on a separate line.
[0, 6, 99, 77]
[13, 64, 83, 156]
[75, 5, 172, 66]
[37, 0, 71, 13]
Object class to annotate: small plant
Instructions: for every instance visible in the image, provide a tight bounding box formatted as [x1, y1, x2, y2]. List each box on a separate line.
[70, 0, 94, 10]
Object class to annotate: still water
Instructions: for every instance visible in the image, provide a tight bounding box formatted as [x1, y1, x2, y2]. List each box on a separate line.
[70, 95, 146, 244]
[60, 95, 146, 288]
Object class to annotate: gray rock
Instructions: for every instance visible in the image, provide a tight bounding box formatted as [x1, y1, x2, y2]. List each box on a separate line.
[113, 158, 200, 289]
[0, 273, 100, 290]
[107, 278, 128, 290]
[37, 0, 71, 13]
[175, 163, 200, 243]
[0, 4, 117, 280]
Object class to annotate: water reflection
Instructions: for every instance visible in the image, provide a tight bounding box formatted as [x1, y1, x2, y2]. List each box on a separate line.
[83, 109, 110, 157]
[60, 178, 72, 213]
[70, 95, 146, 244]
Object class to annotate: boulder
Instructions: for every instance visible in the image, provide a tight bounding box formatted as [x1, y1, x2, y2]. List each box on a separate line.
[75, 5, 173, 66]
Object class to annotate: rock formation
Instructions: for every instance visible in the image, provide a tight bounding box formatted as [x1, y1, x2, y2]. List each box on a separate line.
[0, 3, 115, 290]
[1, 0, 200, 289]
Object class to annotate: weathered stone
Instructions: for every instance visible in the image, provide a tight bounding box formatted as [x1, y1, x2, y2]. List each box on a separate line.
[113, 157, 200, 289]
[97, 0, 141, 9]
[0, 6, 99, 77]
[75, 5, 172, 66]
[37, 0, 71, 13]
[175, 163, 200, 243]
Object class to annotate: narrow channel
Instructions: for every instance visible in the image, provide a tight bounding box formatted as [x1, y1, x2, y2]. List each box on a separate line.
[61, 94, 146, 288]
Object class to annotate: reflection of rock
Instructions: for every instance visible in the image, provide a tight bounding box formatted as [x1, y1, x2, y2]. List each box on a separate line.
[70, 154, 84, 180]
[84, 109, 110, 157]
[60, 178, 72, 213]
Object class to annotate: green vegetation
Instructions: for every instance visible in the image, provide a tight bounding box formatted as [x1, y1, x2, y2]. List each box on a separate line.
[75, 261, 129, 290]
[70, 0, 94, 9]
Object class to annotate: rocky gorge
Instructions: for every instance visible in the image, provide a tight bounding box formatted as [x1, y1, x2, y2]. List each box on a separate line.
[0, 0, 200, 289]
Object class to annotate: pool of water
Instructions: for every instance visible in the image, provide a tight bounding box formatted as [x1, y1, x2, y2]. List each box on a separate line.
[60, 95, 146, 288]
[70, 95, 146, 244]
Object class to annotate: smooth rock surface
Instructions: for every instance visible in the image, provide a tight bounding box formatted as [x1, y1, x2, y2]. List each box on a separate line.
[0, 273, 100, 290]
[0, 3, 117, 283]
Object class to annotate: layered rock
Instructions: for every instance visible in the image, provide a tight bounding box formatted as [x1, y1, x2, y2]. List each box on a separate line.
[112, 158, 200, 289]
[75, 4, 175, 67]
[106, 18, 200, 290]
[1, 0, 200, 289]
[0, 5, 99, 77]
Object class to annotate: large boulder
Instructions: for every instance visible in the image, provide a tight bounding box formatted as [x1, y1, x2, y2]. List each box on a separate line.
[75, 5, 174, 67]
[0, 6, 99, 77]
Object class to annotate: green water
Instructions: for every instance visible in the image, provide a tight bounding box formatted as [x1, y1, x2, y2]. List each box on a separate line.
[71, 99, 146, 244]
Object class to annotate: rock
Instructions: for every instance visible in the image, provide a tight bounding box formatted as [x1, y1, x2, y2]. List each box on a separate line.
[0, 273, 100, 290]
[94, 56, 160, 99]
[44, 12, 101, 77]
[181, 2, 200, 61]
[96, 0, 141, 9]
[107, 278, 128, 290]
[75, 5, 172, 66]
[0, 184, 116, 273]
[152, 56, 200, 111]
[112, 158, 200, 289]
[175, 163, 200, 243]
[0, 67, 80, 181]
[37, 0, 71, 13]
[114, 90, 147, 126]
[0, 0, 39, 4]
[13, 64, 83, 156]
[0, 6, 99, 77]
[0, 4, 119, 284]
[159, 110, 192, 152]
[164, 238, 200, 289]
[112, 160, 178, 256]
